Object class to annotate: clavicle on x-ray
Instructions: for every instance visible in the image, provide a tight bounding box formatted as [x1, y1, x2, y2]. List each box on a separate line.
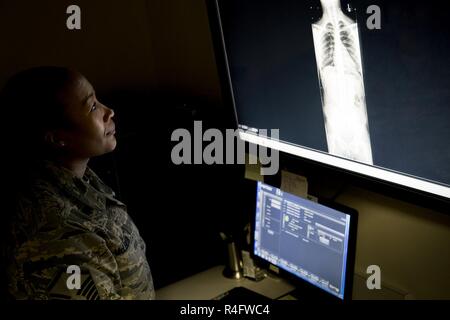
[312, 0, 373, 164]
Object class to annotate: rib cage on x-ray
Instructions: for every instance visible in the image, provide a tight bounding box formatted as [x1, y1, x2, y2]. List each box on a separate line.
[312, 5, 373, 164]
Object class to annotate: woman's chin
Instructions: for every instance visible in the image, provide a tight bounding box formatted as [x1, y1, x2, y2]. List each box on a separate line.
[102, 138, 117, 154]
[107, 139, 117, 152]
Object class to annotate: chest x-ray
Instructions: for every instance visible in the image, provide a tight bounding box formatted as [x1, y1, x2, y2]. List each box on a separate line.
[312, 0, 373, 164]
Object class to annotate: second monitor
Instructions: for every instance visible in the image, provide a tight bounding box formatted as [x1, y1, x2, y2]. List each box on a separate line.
[253, 182, 358, 301]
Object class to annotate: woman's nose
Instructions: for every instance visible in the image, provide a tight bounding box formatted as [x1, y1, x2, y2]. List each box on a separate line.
[108, 107, 115, 118]
[104, 105, 115, 120]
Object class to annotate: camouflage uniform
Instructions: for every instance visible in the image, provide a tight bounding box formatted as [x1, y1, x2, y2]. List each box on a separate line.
[6, 161, 155, 300]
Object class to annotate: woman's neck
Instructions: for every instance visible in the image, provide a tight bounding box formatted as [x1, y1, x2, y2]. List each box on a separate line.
[53, 156, 90, 178]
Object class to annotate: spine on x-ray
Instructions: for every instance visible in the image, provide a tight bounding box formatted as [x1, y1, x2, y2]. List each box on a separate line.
[312, 16, 373, 164]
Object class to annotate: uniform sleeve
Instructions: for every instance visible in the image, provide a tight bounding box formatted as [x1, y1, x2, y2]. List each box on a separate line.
[11, 230, 125, 300]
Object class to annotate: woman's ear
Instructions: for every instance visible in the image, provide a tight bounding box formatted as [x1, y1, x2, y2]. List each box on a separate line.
[44, 131, 66, 148]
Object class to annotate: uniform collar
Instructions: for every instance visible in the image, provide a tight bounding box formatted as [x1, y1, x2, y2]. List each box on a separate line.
[39, 160, 125, 211]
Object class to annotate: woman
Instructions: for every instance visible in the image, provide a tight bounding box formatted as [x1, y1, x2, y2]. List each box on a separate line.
[1, 66, 155, 300]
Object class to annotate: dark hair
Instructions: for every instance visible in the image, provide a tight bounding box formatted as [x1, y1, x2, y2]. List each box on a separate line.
[0, 67, 79, 293]
[0, 66, 75, 161]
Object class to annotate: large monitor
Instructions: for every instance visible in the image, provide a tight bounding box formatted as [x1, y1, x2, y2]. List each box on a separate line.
[253, 182, 357, 300]
[209, 0, 450, 201]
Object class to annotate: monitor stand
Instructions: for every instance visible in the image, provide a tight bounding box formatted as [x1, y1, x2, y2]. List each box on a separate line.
[278, 285, 345, 302]
[214, 287, 271, 301]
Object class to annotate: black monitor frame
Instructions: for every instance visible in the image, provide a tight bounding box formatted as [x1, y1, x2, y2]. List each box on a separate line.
[250, 181, 358, 302]
[205, 0, 450, 215]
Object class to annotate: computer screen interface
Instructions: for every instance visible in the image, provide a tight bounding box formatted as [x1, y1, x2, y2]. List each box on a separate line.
[254, 182, 354, 300]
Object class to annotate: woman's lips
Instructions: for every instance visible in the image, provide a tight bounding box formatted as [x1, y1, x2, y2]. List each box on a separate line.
[106, 125, 116, 136]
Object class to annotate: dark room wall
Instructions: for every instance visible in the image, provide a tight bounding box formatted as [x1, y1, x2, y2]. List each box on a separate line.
[0, 0, 156, 93]
[146, 0, 222, 104]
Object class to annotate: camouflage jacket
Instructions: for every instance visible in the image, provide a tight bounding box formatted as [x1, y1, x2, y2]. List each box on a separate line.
[6, 161, 155, 300]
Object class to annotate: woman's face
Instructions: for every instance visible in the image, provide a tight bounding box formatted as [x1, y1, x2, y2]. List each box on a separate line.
[55, 73, 117, 159]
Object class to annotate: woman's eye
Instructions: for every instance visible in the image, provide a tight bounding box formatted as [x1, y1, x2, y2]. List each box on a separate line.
[90, 102, 97, 112]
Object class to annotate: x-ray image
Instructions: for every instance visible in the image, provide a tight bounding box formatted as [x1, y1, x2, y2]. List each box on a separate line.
[218, 0, 450, 193]
[312, 0, 373, 164]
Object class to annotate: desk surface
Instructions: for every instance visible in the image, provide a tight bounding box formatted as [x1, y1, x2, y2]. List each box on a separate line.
[156, 265, 295, 300]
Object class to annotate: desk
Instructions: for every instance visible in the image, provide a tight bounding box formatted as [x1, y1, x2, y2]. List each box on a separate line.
[156, 266, 409, 300]
[156, 265, 295, 300]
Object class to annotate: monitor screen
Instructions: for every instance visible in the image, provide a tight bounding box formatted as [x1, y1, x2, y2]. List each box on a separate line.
[212, 0, 450, 200]
[253, 182, 356, 300]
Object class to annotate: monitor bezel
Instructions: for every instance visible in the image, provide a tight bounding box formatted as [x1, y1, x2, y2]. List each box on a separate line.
[250, 181, 358, 301]
[205, 0, 450, 212]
